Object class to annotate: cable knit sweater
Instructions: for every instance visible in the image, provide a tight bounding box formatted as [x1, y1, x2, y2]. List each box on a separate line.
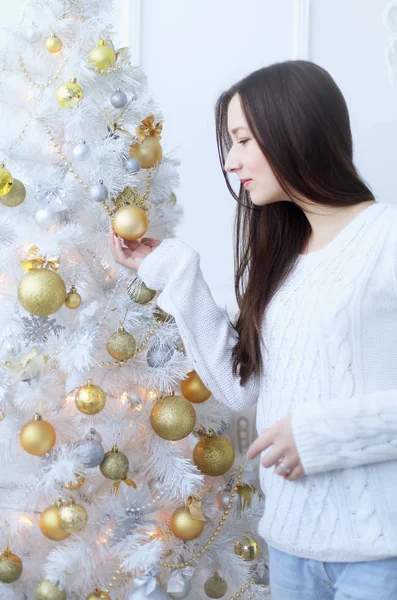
[138, 201, 397, 562]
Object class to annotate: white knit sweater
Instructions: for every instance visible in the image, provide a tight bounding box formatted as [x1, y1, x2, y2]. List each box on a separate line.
[138, 201, 397, 562]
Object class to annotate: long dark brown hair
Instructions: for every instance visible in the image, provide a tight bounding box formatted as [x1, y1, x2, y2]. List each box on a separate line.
[215, 60, 374, 385]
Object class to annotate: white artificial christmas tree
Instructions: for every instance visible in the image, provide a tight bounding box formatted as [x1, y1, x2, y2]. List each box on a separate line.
[0, 1, 269, 598]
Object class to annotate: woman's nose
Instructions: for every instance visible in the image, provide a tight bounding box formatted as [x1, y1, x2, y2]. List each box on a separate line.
[224, 148, 241, 173]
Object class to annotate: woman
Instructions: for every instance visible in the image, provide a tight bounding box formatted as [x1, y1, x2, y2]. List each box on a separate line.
[110, 60, 397, 600]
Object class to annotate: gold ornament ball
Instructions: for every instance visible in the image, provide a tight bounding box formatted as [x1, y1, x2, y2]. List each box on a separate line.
[181, 370, 212, 403]
[170, 506, 205, 541]
[86, 590, 111, 600]
[129, 136, 163, 169]
[112, 205, 149, 242]
[0, 548, 22, 583]
[39, 503, 71, 541]
[150, 394, 196, 441]
[0, 179, 26, 207]
[18, 268, 66, 317]
[56, 78, 84, 108]
[0, 166, 13, 196]
[20, 414, 56, 456]
[64, 473, 85, 490]
[234, 536, 260, 562]
[127, 278, 156, 304]
[58, 498, 88, 533]
[75, 379, 106, 415]
[106, 326, 136, 361]
[35, 579, 67, 600]
[193, 435, 235, 477]
[204, 572, 228, 599]
[153, 306, 174, 324]
[100, 446, 129, 480]
[88, 40, 116, 71]
[65, 286, 82, 309]
[237, 484, 257, 508]
[45, 34, 63, 53]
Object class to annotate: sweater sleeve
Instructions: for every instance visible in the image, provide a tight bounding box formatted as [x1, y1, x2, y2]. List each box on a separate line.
[292, 388, 397, 475]
[137, 238, 260, 411]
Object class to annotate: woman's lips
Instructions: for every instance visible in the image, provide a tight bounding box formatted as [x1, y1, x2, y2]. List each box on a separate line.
[242, 179, 252, 189]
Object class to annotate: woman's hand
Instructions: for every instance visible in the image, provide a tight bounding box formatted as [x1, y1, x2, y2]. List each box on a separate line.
[246, 414, 304, 481]
[109, 226, 162, 271]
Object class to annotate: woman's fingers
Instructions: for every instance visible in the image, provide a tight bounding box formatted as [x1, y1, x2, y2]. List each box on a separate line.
[274, 455, 298, 476]
[284, 464, 304, 481]
[261, 446, 284, 469]
[246, 430, 273, 460]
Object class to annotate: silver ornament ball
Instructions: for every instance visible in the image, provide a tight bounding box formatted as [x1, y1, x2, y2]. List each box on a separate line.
[147, 342, 175, 368]
[215, 488, 241, 511]
[168, 579, 192, 599]
[35, 206, 62, 228]
[111, 90, 128, 108]
[124, 157, 141, 174]
[72, 141, 90, 161]
[90, 182, 108, 202]
[75, 436, 105, 468]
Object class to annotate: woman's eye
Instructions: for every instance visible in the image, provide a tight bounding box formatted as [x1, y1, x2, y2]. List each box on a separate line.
[239, 139, 250, 146]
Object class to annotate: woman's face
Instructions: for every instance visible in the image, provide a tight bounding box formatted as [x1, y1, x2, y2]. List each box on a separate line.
[224, 94, 286, 206]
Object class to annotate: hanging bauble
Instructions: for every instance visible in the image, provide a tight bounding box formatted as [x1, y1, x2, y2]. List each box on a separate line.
[75, 429, 105, 468]
[147, 342, 175, 368]
[106, 325, 136, 361]
[150, 394, 196, 441]
[204, 572, 228, 599]
[35, 579, 67, 600]
[25, 22, 41, 42]
[170, 506, 205, 541]
[18, 268, 66, 316]
[0, 548, 22, 583]
[127, 277, 156, 304]
[234, 536, 260, 561]
[193, 435, 235, 476]
[0, 179, 26, 207]
[236, 484, 257, 508]
[0, 166, 13, 196]
[86, 590, 111, 600]
[35, 205, 62, 228]
[215, 487, 241, 511]
[75, 379, 106, 415]
[181, 370, 211, 404]
[168, 576, 192, 599]
[112, 205, 149, 241]
[58, 497, 88, 533]
[56, 78, 84, 108]
[129, 136, 162, 169]
[0, 407, 5, 422]
[111, 89, 128, 108]
[45, 33, 63, 53]
[39, 500, 71, 541]
[72, 139, 90, 161]
[100, 445, 129, 480]
[90, 181, 108, 202]
[124, 157, 141, 174]
[153, 306, 175, 324]
[65, 285, 82, 309]
[127, 580, 170, 600]
[20, 413, 56, 456]
[88, 40, 116, 71]
[64, 473, 85, 490]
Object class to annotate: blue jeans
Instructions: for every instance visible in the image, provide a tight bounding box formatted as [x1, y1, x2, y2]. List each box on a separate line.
[268, 546, 397, 600]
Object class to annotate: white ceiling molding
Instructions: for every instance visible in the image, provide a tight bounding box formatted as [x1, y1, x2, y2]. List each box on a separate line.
[118, 0, 142, 65]
[293, 0, 311, 60]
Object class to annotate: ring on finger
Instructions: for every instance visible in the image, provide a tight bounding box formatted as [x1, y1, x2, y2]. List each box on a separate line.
[278, 460, 292, 475]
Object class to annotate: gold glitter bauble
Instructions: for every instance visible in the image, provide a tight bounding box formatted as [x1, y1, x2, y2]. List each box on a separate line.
[100, 445, 129, 480]
[204, 572, 228, 599]
[106, 326, 136, 361]
[0, 548, 22, 583]
[0, 179, 26, 206]
[127, 278, 156, 304]
[88, 40, 116, 71]
[129, 136, 163, 169]
[150, 395, 196, 441]
[45, 34, 63, 53]
[75, 379, 106, 415]
[112, 205, 149, 241]
[0, 166, 13, 196]
[64, 473, 85, 490]
[18, 268, 66, 316]
[193, 435, 235, 476]
[35, 579, 67, 600]
[65, 286, 82, 309]
[181, 370, 211, 403]
[20, 413, 56, 456]
[39, 501, 71, 541]
[237, 484, 257, 508]
[234, 536, 260, 561]
[86, 590, 111, 600]
[58, 498, 88, 533]
[170, 506, 205, 541]
[56, 78, 84, 108]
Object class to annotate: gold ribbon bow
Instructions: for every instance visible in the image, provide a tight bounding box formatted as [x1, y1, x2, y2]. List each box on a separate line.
[113, 477, 137, 495]
[21, 246, 60, 272]
[136, 115, 163, 142]
[186, 496, 206, 522]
